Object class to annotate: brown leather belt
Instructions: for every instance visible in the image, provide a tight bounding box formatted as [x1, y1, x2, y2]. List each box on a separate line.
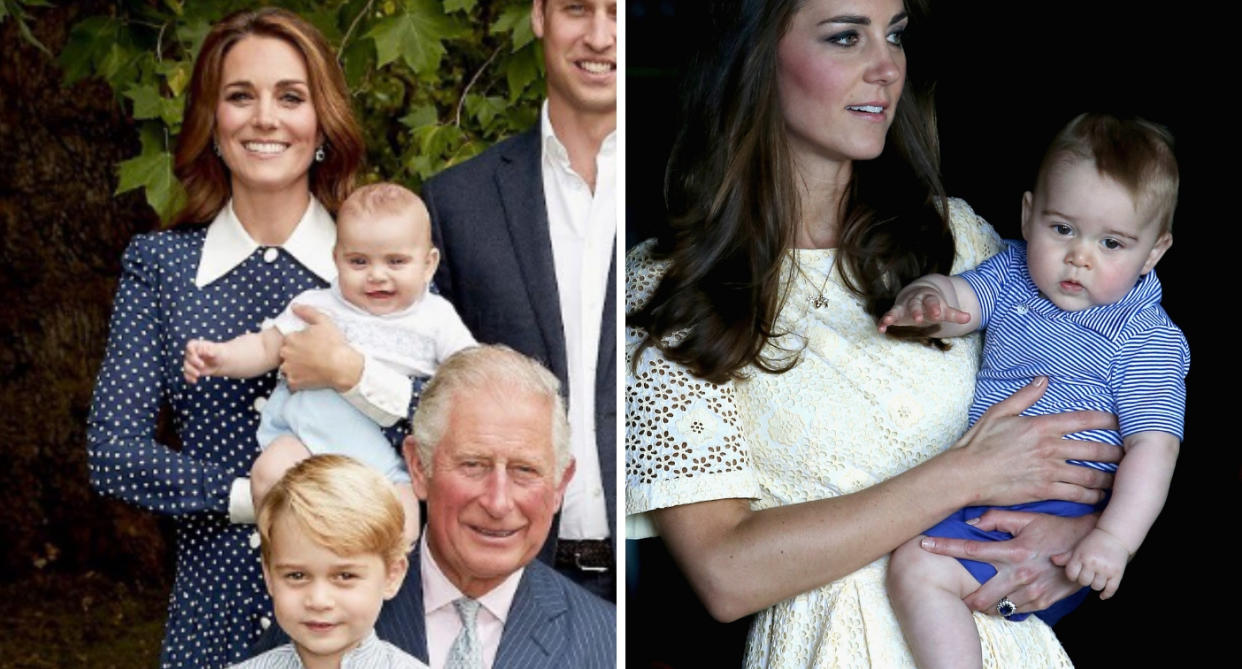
[555, 538, 614, 572]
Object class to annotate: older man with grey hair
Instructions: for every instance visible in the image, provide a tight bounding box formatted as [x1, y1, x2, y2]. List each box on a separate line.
[386, 344, 613, 668]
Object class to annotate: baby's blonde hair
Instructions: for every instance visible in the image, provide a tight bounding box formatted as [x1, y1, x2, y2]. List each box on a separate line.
[258, 454, 407, 567]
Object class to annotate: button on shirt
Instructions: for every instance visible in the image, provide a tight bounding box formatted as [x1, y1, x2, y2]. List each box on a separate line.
[540, 102, 616, 542]
[422, 535, 523, 669]
[959, 240, 1189, 458]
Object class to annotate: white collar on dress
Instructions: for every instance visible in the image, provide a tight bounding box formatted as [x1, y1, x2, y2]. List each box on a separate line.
[194, 197, 337, 287]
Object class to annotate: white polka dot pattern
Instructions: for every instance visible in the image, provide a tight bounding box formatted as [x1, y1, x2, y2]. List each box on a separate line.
[87, 229, 326, 668]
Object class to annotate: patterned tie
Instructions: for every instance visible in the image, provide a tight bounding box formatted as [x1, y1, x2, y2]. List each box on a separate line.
[445, 597, 483, 669]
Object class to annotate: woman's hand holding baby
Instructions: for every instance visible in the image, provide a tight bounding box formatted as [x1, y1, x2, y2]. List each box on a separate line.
[921, 510, 1099, 616]
[279, 305, 364, 392]
[946, 377, 1119, 508]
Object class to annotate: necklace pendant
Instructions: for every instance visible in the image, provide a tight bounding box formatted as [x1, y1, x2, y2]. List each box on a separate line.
[812, 294, 829, 309]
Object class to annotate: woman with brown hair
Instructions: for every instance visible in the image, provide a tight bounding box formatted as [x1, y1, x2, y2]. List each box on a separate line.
[627, 0, 1120, 665]
[86, 8, 409, 667]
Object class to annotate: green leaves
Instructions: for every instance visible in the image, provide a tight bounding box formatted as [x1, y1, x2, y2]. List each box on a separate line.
[57, 16, 122, 85]
[175, 17, 212, 62]
[2, 0, 53, 56]
[490, 3, 535, 52]
[505, 42, 542, 103]
[124, 83, 183, 127]
[399, 104, 439, 130]
[366, 0, 468, 73]
[115, 124, 186, 223]
[39, 0, 545, 223]
[154, 59, 191, 98]
[465, 94, 507, 131]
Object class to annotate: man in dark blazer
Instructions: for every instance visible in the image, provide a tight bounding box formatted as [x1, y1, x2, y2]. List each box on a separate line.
[374, 539, 614, 668]
[421, 0, 617, 600]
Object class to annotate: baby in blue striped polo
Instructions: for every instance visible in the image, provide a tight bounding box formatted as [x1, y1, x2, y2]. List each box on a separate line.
[880, 113, 1188, 669]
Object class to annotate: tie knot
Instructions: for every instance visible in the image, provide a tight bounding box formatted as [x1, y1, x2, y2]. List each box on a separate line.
[454, 597, 481, 625]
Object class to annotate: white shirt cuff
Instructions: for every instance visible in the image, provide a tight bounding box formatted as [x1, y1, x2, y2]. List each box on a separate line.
[228, 478, 255, 524]
[341, 354, 410, 427]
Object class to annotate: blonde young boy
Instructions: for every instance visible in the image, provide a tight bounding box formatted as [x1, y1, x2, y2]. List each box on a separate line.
[184, 183, 477, 546]
[230, 454, 426, 669]
[879, 114, 1189, 669]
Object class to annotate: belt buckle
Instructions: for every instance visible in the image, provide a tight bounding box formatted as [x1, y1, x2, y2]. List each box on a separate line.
[574, 550, 610, 573]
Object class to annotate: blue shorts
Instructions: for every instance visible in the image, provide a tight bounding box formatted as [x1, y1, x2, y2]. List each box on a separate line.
[256, 382, 410, 483]
[922, 498, 1102, 626]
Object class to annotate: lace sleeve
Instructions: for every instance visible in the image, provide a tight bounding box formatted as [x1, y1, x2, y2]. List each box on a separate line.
[946, 197, 1006, 274]
[625, 241, 761, 536]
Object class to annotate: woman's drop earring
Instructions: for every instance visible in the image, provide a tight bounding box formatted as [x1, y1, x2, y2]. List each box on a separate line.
[314, 145, 325, 163]
[213, 141, 221, 156]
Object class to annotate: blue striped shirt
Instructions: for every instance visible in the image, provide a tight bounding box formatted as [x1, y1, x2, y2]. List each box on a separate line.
[958, 241, 1189, 472]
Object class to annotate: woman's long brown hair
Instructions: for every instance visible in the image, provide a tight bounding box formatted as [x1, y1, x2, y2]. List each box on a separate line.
[172, 7, 364, 226]
[630, 0, 954, 383]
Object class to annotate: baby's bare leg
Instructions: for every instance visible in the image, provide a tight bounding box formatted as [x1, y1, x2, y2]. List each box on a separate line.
[251, 435, 311, 512]
[394, 482, 420, 550]
[888, 535, 984, 669]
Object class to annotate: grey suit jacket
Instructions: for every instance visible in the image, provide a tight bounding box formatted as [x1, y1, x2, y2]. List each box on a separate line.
[422, 126, 617, 565]
[376, 545, 616, 668]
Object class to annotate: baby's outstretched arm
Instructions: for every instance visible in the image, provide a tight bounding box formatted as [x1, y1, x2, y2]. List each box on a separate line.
[183, 328, 284, 384]
[878, 273, 981, 337]
[1052, 431, 1179, 599]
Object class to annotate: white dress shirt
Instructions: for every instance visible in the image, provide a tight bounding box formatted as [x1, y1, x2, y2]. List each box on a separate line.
[421, 534, 523, 669]
[540, 102, 616, 542]
[198, 198, 415, 523]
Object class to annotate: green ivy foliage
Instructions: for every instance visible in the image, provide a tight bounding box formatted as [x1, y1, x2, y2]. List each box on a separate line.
[49, 0, 544, 223]
[1, 0, 54, 55]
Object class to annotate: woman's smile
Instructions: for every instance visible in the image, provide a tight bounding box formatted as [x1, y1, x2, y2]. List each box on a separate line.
[215, 35, 321, 199]
[241, 140, 292, 156]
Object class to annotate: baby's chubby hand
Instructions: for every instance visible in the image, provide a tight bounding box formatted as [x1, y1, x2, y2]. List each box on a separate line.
[1052, 527, 1131, 600]
[183, 339, 223, 384]
[878, 284, 971, 333]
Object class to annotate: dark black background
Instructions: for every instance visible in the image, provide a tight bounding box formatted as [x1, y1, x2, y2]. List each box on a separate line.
[625, 1, 1234, 665]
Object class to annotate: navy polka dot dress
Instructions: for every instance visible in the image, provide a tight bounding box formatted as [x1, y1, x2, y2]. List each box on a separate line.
[87, 228, 325, 668]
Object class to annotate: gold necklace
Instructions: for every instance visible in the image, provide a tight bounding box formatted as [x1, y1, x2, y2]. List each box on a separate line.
[810, 253, 836, 309]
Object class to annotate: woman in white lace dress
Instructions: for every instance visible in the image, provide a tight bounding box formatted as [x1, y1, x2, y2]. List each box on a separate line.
[626, 1, 1120, 666]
